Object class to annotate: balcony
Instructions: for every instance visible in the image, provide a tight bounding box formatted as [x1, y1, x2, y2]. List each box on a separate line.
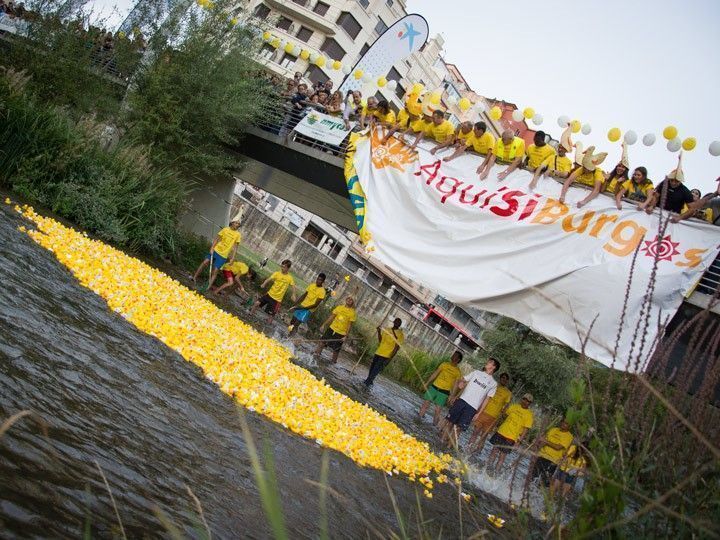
[687, 251, 720, 314]
[265, 0, 336, 35]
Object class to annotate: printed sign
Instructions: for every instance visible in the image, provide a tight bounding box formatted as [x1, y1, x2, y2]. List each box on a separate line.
[294, 111, 351, 146]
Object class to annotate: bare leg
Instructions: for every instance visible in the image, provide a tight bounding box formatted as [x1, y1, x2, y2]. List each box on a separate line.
[330, 349, 340, 364]
[314, 342, 324, 358]
[213, 276, 235, 295]
[192, 259, 209, 282]
[433, 405, 442, 426]
[419, 400, 431, 418]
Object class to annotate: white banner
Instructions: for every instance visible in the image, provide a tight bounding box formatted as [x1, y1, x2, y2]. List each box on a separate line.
[294, 110, 350, 145]
[351, 129, 720, 370]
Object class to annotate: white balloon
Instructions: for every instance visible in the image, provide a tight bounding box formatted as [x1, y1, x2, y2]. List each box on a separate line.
[362, 72, 373, 83]
[446, 96, 457, 106]
[512, 110, 524, 122]
[557, 115, 570, 128]
[581, 123, 592, 135]
[386, 80, 397, 91]
[475, 102, 486, 114]
[292, 45, 301, 56]
[532, 113, 543, 126]
[710, 141, 720, 157]
[624, 130, 638, 145]
[667, 137, 681, 152]
[342, 64, 352, 75]
[279, 39, 287, 49]
[642, 133, 656, 146]
[309, 52, 319, 62]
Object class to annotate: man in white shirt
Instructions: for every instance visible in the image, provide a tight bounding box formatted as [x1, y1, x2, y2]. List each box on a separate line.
[440, 358, 500, 448]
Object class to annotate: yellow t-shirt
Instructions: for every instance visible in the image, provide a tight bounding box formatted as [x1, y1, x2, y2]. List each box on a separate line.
[540, 154, 573, 174]
[214, 227, 241, 258]
[397, 108, 412, 129]
[373, 109, 396, 124]
[493, 137, 526, 163]
[375, 327, 405, 358]
[538, 427, 574, 464]
[621, 179, 654, 200]
[526, 143, 556, 169]
[410, 118, 433, 135]
[299, 283, 326, 310]
[465, 131, 495, 155]
[429, 120, 456, 143]
[330, 305, 356, 335]
[576, 167, 604, 187]
[221, 261, 248, 276]
[456, 128, 472, 143]
[559, 444, 587, 473]
[496, 403, 533, 442]
[605, 176, 628, 194]
[267, 271, 294, 302]
[432, 361, 461, 391]
[482, 385, 512, 418]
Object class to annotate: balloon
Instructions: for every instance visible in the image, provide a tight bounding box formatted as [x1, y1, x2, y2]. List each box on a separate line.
[624, 130, 638, 145]
[353, 69, 363, 80]
[229, 17, 238, 26]
[292, 45, 301, 56]
[608, 127, 621, 142]
[557, 115, 570, 128]
[682, 137, 696, 151]
[278, 39, 287, 49]
[386, 80, 397, 91]
[581, 123, 592, 135]
[458, 97, 471, 112]
[643, 133, 656, 146]
[663, 125, 678, 140]
[300, 49, 310, 60]
[490, 106, 502, 121]
[411, 83, 425, 94]
[709, 141, 720, 156]
[262, 31, 271, 41]
[429, 91, 441, 105]
[362, 71, 373, 83]
[667, 137, 681, 152]
[331, 60, 340, 70]
[284, 42, 294, 54]
[532, 113, 543, 126]
[523, 107, 535, 119]
[571, 120, 581, 133]
[270, 38, 280, 48]
[511, 109, 524, 122]
[475, 102, 486, 114]
[377, 76, 387, 87]
[341, 64, 351, 75]
[445, 96, 457, 107]
[309, 52, 319, 62]
[314, 55, 326, 67]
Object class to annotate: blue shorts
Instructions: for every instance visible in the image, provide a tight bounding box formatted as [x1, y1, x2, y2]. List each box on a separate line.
[292, 308, 311, 323]
[205, 251, 227, 269]
[446, 399, 477, 431]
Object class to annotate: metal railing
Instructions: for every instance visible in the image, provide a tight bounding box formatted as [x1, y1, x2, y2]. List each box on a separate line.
[697, 253, 720, 296]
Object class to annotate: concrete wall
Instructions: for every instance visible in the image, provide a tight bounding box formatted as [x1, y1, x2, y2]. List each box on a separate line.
[238, 202, 458, 356]
[180, 176, 237, 240]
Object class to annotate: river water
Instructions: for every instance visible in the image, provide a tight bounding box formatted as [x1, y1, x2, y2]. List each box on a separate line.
[0, 199, 542, 538]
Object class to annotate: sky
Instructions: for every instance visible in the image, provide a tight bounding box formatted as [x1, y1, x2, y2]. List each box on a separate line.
[407, 0, 720, 194]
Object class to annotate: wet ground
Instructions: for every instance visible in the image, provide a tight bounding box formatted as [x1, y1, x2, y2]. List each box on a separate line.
[0, 198, 546, 538]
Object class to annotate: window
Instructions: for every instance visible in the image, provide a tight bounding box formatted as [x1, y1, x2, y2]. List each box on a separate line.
[374, 18, 388, 35]
[337, 11, 361, 39]
[279, 53, 296, 69]
[374, 91, 384, 102]
[386, 0, 393, 5]
[276, 16, 293, 31]
[259, 43, 275, 60]
[357, 0, 369, 7]
[387, 67, 401, 82]
[305, 65, 330, 85]
[313, 1, 329, 16]
[253, 3, 270, 19]
[394, 83, 405, 101]
[359, 43, 370, 57]
[320, 37, 346, 61]
[292, 0, 308, 6]
[296, 26, 312, 42]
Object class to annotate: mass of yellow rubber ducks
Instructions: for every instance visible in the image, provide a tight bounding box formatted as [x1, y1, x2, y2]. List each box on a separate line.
[10, 202, 452, 491]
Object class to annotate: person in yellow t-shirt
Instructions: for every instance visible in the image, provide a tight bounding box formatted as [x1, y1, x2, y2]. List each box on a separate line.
[551, 442, 588, 499]
[468, 372, 512, 452]
[191, 219, 242, 289]
[604, 162, 630, 196]
[443, 121, 495, 162]
[251, 259, 296, 322]
[315, 296, 357, 363]
[524, 131, 556, 170]
[615, 166, 653, 209]
[380, 92, 421, 142]
[410, 109, 455, 149]
[212, 260, 256, 297]
[359, 96, 378, 129]
[418, 351, 463, 424]
[370, 100, 396, 127]
[485, 393, 534, 474]
[363, 318, 405, 388]
[559, 144, 608, 208]
[529, 144, 573, 191]
[430, 121, 472, 156]
[287, 273, 327, 336]
[477, 130, 526, 181]
[531, 420, 574, 486]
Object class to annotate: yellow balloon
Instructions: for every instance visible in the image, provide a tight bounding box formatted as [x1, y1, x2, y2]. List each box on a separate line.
[377, 76, 387, 87]
[300, 49, 310, 60]
[229, 17, 238, 26]
[429, 91, 441, 105]
[490, 106, 502, 121]
[682, 137, 697, 151]
[663, 125, 678, 140]
[270, 38, 280, 49]
[315, 55, 326, 67]
[608, 127, 621, 142]
[458, 97, 471, 112]
[571, 120, 581, 133]
[332, 60, 342, 70]
[354, 69, 363, 80]
[411, 82, 425, 95]
[523, 107, 535, 119]
[262, 31, 271, 41]
[284, 42, 294, 54]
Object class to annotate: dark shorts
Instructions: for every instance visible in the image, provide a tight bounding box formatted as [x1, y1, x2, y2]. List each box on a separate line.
[205, 251, 227, 269]
[489, 432, 516, 454]
[531, 456, 557, 486]
[258, 294, 280, 314]
[554, 469, 578, 485]
[322, 328, 345, 352]
[445, 399, 477, 431]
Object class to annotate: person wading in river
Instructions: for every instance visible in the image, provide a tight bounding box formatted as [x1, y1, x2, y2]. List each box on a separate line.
[315, 296, 356, 363]
[363, 318, 404, 389]
[191, 216, 241, 289]
[418, 351, 463, 425]
[288, 273, 327, 336]
[250, 259, 296, 323]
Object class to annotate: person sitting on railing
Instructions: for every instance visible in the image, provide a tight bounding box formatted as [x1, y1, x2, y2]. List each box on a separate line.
[614, 167, 653, 210]
[529, 127, 573, 191]
[477, 130, 526, 181]
[524, 131, 556, 171]
[639, 154, 694, 215]
[359, 96, 379, 129]
[672, 180, 720, 224]
[442, 121, 496, 163]
[558, 143, 608, 208]
[430, 121, 472, 156]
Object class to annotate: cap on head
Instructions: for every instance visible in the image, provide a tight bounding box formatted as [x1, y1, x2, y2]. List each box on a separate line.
[522, 393, 533, 402]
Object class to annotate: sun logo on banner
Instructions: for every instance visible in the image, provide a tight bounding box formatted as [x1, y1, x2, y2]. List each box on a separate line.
[641, 234, 681, 262]
[370, 127, 418, 172]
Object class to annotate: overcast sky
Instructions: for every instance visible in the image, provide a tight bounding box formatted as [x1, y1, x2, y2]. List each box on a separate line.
[407, 0, 720, 193]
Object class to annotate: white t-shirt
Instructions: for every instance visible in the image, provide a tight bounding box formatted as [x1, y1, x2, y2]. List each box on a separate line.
[459, 370, 498, 410]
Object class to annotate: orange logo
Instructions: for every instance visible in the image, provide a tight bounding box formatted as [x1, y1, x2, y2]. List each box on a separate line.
[370, 127, 418, 172]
